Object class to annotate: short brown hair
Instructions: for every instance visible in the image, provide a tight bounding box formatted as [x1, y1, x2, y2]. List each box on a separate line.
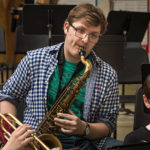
[66, 3, 107, 34]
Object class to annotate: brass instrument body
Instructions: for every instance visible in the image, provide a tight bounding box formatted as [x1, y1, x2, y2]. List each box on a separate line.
[0, 113, 62, 150]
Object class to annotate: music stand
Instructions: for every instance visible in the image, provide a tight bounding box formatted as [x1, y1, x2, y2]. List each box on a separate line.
[105, 10, 150, 48]
[105, 11, 128, 35]
[23, 4, 75, 45]
[127, 11, 150, 42]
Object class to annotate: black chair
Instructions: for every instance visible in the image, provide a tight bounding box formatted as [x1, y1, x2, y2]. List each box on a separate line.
[133, 86, 150, 130]
[94, 35, 125, 73]
[0, 62, 14, 85]
[12, 25, 49, 66]
[119, 48, 149, 114]
[0, 83, 4, 90]
[0, 26, 8, 65]
[0, 26, 9, 79]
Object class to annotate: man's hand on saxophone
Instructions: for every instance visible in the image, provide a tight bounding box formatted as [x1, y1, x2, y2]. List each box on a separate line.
[54, 111, 86, 136]
[54, 111, 110, 140]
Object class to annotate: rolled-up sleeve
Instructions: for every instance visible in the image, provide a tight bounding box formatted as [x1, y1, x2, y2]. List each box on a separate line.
[98, 71, 119, 135]
[103, 71, 119, 132]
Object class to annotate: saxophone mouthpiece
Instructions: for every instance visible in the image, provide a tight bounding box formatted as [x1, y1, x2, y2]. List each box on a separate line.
[79, 47, 86, 56]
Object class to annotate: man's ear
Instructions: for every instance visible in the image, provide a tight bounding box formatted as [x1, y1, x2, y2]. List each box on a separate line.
[64, 21, 69, 34]
[143, 94, 150, 109]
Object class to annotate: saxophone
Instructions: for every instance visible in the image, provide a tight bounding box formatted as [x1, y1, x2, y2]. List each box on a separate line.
[36, 46, 92, 149]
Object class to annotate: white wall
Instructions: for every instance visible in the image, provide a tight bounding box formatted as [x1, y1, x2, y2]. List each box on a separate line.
[57, 0, 95, 5]
[57, 0, 110, 17]
[98, 0, 110, 17]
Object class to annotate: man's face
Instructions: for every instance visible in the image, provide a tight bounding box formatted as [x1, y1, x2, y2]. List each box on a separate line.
[63, 18, 101, 63]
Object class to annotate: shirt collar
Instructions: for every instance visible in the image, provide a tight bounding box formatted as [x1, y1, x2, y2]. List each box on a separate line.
[89, 50, 101, 67]
[49, 42, 64, 54]
[48, 43, 100, 67]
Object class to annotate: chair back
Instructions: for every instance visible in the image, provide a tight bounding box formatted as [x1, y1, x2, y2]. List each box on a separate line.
[118, 48, 149, 84]
[0, 26, 6, 54]
[14, 25, 49, 54]
[0, 83, 4, 90]
[0, 26, 8, 65]
[94, 35, 125, 73]
[13, 25, 49, 65]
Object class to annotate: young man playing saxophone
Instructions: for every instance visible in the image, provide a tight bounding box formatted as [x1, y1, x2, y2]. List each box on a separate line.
[0, 3, 122, 150]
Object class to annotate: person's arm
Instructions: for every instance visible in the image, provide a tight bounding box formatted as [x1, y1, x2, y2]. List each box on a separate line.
[0, 100, 17, 116]
[83, 121, 109, 139]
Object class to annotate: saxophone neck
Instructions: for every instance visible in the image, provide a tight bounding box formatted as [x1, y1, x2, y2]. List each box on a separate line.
[79, 47, 92, 75]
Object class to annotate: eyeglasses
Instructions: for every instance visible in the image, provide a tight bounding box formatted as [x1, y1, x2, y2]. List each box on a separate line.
[70, 24, 100, 43]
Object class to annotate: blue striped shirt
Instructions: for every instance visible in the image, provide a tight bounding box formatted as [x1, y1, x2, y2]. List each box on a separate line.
[0, 42, 119, 149]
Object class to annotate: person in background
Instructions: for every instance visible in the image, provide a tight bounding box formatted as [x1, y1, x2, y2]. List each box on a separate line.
[124, 74, 150, 144]
[0, 3, 122, 150]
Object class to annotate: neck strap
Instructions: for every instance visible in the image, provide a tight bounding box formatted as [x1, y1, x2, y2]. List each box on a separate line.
[56, 45, 84, 99]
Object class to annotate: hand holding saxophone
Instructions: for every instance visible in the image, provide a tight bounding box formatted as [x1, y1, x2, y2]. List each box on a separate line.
[54, 111, 86, 135]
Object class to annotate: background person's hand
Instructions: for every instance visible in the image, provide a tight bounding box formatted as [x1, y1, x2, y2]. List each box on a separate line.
[2, 124, 35, 150]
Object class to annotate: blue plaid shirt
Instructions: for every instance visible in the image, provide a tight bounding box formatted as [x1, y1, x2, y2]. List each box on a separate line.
[0, 43, 119, 149]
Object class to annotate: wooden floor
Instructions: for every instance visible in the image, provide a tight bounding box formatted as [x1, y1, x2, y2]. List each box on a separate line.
[117, 103, 134, 141]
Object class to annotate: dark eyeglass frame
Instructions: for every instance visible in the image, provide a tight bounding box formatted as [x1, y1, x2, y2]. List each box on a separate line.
[70, 24, 101, 43]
